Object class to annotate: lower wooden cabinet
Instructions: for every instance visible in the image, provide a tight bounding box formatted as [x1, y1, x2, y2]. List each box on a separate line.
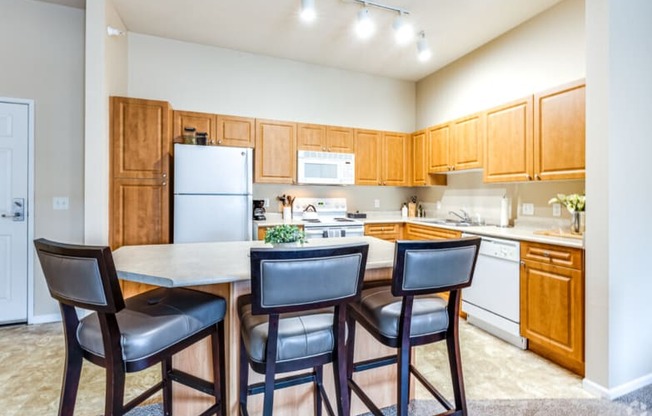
[404, 223, 462, 240]
[520, 241, 584, 375]
[364, 223, 403, 242]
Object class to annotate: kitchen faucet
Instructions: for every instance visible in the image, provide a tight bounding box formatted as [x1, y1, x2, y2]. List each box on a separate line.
[449, 209, 472, 223]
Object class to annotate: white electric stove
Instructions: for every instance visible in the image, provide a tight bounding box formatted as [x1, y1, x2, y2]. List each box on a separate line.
[292, 198, 364, 239]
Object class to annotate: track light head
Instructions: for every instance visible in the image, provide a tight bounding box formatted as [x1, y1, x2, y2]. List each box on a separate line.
[355, 7, 375, 39]
[300, 0, 316, 23]
[393, 13, 414, 45]
[417, 31, 432, 61]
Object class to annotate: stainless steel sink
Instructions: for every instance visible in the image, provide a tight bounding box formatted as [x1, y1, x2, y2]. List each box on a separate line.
[413, 218, 473, 227]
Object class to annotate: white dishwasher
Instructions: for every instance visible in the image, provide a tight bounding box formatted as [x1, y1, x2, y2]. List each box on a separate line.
[462, 233, 527, 349]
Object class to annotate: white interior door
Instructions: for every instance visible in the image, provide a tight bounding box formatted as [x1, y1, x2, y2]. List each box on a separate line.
[0, 101, 28, 324]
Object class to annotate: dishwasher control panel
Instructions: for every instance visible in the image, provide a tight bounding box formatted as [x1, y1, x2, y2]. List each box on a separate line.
[464, 234, 520, 261]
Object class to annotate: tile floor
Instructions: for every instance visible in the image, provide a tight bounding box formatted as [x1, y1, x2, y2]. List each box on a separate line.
[0, 319, 594, 416]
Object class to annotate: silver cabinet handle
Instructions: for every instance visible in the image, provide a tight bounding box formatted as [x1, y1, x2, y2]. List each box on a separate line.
[1, 213, 20, 218]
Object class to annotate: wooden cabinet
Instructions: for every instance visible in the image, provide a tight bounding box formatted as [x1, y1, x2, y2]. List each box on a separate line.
[172, 110, 215, 144]
[354, 129, 409, 186]
[412, 130, 427, 185]
[451, 113, 483, 170]
[484, 80, 585, 183]
[254, 119, 297, 184]
[297, 124, 354, 153]
[364, 223, 403, 242]
[110, 97, 171, 249]
[534, 80, 585, 181]
[520, 241, 584, 375]
[173, 111, 254, 147]
[428, 114, 483, 173]
[484, 96, 534, 183]
[404, 223, 461, 240]
[216, 115, 255, 147]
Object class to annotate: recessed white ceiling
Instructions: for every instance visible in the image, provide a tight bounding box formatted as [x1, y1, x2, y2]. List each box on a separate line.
[111, 0, 563, 82]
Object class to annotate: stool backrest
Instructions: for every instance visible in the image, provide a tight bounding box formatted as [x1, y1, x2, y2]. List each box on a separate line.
[391, 237, 481, 297]
[249, 243, 369, 315]
[34, 238, 125, 313]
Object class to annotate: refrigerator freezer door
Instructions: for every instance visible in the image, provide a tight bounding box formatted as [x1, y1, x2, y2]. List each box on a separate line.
[174, 195, 253, 242]
[174, 144, 252, 195]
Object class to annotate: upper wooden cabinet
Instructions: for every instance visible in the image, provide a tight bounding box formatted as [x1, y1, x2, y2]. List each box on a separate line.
[254, 119, 297, 184]
[484, 96, 534, 183]
[354, 129, 382, 185]
[412, 130, 427, 185]
[534, 81, 585, 181]
[297, 123, 354, 153]
[217, 115, 255, 147]
[354, 129, 409, 186]
[173, 111, 254, 147]
[451, 113, 484, 170]
[110, 97, 171, 249]
[428, 113, 484, 173]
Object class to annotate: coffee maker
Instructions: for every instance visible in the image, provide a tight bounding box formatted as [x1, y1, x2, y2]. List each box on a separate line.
[253, 200, 266, 220]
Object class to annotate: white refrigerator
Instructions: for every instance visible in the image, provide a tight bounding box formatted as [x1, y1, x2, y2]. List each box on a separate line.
[173, 143, 253, 243]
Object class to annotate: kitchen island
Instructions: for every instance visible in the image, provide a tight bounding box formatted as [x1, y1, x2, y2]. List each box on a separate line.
[113, 237, 396, 415]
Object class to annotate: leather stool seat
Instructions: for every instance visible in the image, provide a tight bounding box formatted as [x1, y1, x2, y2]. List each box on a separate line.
[239, 305, 333, 364]
[351, 286, 448, 339]
[78, 287, 226, 362]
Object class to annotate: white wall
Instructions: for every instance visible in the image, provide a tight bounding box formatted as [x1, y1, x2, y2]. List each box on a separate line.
[585, 0, 652, 395]
[416, 0, 586, 128]
[127, 34, 415, 133]
[0, 0, 85, 318]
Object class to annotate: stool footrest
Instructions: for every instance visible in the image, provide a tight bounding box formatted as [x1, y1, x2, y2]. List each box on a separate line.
[247, 371, 316, 395]
[169, 369, 216, 396]
[352, 354, 397, 373]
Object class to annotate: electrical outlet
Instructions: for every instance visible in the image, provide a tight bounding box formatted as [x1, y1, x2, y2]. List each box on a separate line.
[552, 203, 561, 217]
[522, 203, 534, 216]
[374, 199, 380, 208]
[53, 196, 69, 210]
[263, 198, 269, 208]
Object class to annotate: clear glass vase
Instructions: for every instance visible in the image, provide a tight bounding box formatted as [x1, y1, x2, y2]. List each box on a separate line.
[570, 211, 585, 235]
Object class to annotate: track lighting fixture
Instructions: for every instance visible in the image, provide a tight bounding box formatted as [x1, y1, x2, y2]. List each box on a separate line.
[417, 31, 432, 62]
[300, 0, 316, 23]
[355, 7, 375, 39]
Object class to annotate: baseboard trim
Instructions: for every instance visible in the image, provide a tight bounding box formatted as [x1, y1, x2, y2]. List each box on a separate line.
[584, 373, 652, 399]
[29, 313, 60, 325]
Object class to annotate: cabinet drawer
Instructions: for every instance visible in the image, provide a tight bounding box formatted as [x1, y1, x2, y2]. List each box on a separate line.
[364, 223, 402, 241]
[405, 223, 461, 240]
[521, 241, 583, 269]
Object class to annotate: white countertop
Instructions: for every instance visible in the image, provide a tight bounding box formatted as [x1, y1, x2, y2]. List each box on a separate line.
[113, 236, 395, 288]
[255, 215, 584, 249]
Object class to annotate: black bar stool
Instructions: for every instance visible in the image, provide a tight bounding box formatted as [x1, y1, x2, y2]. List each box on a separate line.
[238, 243, 369, 416]
[346, 238, 481, 416]
[34, 238, 227, 416]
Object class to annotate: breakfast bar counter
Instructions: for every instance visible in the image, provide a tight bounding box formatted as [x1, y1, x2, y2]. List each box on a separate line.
[113, 237, 396, 415]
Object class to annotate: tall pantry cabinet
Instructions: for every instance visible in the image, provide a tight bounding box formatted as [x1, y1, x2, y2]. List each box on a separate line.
[110, 97, 172, 249]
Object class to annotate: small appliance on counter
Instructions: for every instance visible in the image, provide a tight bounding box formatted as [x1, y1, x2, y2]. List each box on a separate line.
[253, 200, 266, 220]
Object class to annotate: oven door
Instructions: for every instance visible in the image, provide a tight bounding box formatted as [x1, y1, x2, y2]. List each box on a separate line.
[304, 227, 364, 239]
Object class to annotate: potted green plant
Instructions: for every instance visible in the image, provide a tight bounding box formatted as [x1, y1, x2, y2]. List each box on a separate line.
[548, 193, 586, 234]
[264, 224, 306, 247]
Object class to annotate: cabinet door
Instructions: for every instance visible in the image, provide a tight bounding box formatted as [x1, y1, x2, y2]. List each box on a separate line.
[427, 123, 451, 173]
[364, 223, 403, 242]
[520, 259, 584, 375]
[354, 129, 382, 185]
[452, 113, 484, 170]
[326, 126, 354, 153]
[534, 81, 585, 181]
[172, 110, 216, 145]
[254, 119, 297, 184]
[404, 223, 461, 240]
[217, 115, 255, 147]
[382, 132, 409, 186]
[111, 97, 171, 180]
[297, 123, 327, 151]
[111, 179, 169, 249]
[484, 96, 533, 183]
[412, 130, 427, 186]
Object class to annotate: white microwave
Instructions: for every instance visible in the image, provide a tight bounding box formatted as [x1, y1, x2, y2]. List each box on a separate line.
[297, 150, 355, 185]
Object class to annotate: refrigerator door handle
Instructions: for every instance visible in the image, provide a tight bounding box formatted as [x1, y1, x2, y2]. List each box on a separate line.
[246, 197, 253, 240]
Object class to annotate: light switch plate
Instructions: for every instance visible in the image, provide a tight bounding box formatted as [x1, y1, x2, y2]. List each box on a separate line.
[522, 203, 534, 216]
[53, 196, 69, 210]
[552, 203, 561, 217]
[263, 198, 270, 208]
[374, 199, 380, 208]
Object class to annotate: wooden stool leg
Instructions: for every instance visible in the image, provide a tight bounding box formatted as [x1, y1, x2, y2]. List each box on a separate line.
[59, 346, 83, 416]
[161, 357, 172, 416]
[214, 321, 227, 416]
[239, 336, 250, 416]
[105, 363, 126, 416]
[314, 365, 323, 416]
[447, 333, 467, 415]
[397, 345, 411, 416]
